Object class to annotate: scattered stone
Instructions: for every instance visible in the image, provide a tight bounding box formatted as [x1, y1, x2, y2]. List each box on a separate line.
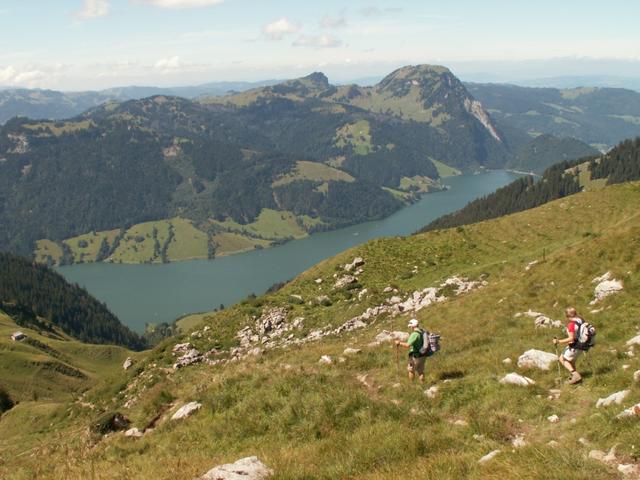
[357, 289, 368, 301]
[617, 464, 640, 477]
[473, 434, 485, 441]
[512, 435, 527, 448]
[500, 372, 536, 387]
[173, 348, 203, 369]
[199, 456, 273, 480]
[596, 390, 630, 408]
[289, 294, 303, 304]
[319, 355, 333, 365]
[626, 335, 640, 347]
[578, 437, 590, 446]
[171, 401, 202, 421]
[124, 427, 143, 438]
[383, 286, 393, 293]
[452, 419, 469, 427]
[547, 414, 560, 423]
[388, 296, 402, 304]
[548, 440, 559, 447]
[525, 260, 539, 271]
[314, 278, 323, 284]
[617, 403, 640, 419]
[334, 275, 358, 289]
[123, 357, 133, 370]
[516, 310, 562, 328]
[502, 358, 512, 365]
[548, 389, 561, 401]
[517, 349, 558, 371]
[623, 364, 631, 371]
[478, 450, 501, 464]
[590, 273, 623, 304]
[344, 257, 365, 272]
[424, 386, 439, 399]
[589, 450, 606, 462]
[316, 295, 332, 306]
[10, 331, 26, 342]
[634, 370, 640, 382]
[343, 348, 362, 355]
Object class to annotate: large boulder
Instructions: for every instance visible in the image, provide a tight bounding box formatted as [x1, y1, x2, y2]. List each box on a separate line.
[596, 390, 630, 408]
[590, 273, 623, 304]
[626, 335, 640, 347]
[199, 456, 273, 480]
[171, 401, 202, 420]
[123, 357, 133, 370]
[517, 349, 558, 371]
[500, 373, 535, 387]
[617, 403, 640, 419]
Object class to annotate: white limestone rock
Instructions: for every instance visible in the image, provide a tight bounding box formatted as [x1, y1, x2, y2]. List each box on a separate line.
[590, 276, 623, 304]
[199, 456, 273, 480]
[424, 386, 439, 399]
[478, 450, 501, 464]
[124, 427, 143, 438]
[634, 370, 640, 382]
[626, 335, 640, 347]
[343, 348, 362, 355]
[547, 414, 560, 423]
[319, 355, 333, 365]
[171, 401, 202, 421]
[374, 330, 409, 343]
[617, 464, 640, 477]
[500, 373, 536, 387]
[596, 390, 630, 408]
[512, 435, 527, 448]
[502, 358, 512, 365]
[617, 403, 640, 419]
[517, 349, 558, 371]
[122, 357, 133, 370]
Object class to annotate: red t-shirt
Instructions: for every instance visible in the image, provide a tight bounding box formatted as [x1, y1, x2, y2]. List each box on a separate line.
[567, 318, 583, 344]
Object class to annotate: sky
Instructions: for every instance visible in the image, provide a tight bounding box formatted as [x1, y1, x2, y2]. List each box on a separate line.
[2, 0, 640, 90]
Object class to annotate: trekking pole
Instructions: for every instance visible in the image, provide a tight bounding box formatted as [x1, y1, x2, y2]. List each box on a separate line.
[554, 338, 562, 383]
[395, 343, 400, 378]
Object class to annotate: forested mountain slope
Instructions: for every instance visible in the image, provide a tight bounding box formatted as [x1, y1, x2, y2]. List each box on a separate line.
[2, 180, 639, 479]
[0, 66, 511, 263]
[422, 137, 640, 232]
[0, 252, 145, 350]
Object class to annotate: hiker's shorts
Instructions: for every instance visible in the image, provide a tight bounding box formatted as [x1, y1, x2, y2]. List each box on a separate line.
[408, 355, 426, 375]
[562, 346, 582, 362]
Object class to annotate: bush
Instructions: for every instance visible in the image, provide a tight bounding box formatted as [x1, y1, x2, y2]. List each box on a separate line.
[0, 387, 14, 414]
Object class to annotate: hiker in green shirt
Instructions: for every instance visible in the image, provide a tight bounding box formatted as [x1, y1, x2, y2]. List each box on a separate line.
[395, 318, 427, 383]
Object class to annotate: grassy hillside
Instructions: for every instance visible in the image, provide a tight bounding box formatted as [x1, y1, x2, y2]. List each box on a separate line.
[2, 182, 640, 479]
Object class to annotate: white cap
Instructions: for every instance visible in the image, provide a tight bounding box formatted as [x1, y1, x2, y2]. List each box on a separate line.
[407, 318, 419, 328]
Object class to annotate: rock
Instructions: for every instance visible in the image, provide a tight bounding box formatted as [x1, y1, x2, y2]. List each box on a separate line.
[589, 450, 606, 461]
[316, 295, 332, 306]
[343, 348, 362, 355]
[124, 427, 143, 438]
[199, 456, 273, 480]
[548, 389, 561, 400]
[319, 355, 333, 365]
[525, 260, 539, 271]
[623, 364, 631, 371]
[502, 358, 512, 365]
[334, 275, 358, 289]
[634, 370, 640, 382]
[383, 286, 393, 293]
[172, 342, 193, 354]
[617, 464, 640, 477]
[357, 288, 368, 301]
[424, 386, 439, 399]
[626, 335, 640, 347]
[500, 373, 536, 386]
[452, 419, 468, 427]
[344, 257, 365, 272]
[173, 348, 203, 369]
[123, 357, 133, 370]
[596, 390, 630, 408]
[314, 278, 323, 284]
[289, 294, 303, 304]
[578, 437, 590, 446]
[548, 440, 559, 447]
[512, 435, 527, 448]
[171, 401, 202, 420]
[517, 349, 558, 370]
[592, 271, 613, 283]
[590, 277, 623, 304]
[478, 450, 501, 464]
[388, 296, 402, 304]
[547, 414, 560, 423]
[473, 434, 485, 441]
[375, 330, 409, 343]
[617, 403, 640, 419]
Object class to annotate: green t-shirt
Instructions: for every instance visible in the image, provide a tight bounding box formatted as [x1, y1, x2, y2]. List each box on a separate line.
[407, 330, 423, 356]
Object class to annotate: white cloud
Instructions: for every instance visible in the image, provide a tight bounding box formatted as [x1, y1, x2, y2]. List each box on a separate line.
[0, 65, 47, 87]
[320, 12, 347, 29]
[75, 0, 109, 20]
[264, 18, 300, 41]
[140, 0, 223, 8]
[154, 56, 184, 70]
[293, 35, 343, 49]
[359, 6, 402, 17]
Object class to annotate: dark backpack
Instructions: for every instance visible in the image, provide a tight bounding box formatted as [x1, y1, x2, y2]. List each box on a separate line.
[419, 329, 441, 356]
[573, 319, 596, 351]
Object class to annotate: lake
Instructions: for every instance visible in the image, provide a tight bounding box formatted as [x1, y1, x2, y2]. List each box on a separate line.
[58, 170, 518, 332]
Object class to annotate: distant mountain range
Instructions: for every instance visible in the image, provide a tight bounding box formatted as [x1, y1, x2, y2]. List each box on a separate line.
[0, 64, 633, 264]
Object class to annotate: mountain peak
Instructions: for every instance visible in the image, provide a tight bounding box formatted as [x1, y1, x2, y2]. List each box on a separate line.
[301, 72, 329, 86]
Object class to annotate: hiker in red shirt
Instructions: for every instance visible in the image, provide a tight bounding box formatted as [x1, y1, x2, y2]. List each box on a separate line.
[553, 307, 583, 384]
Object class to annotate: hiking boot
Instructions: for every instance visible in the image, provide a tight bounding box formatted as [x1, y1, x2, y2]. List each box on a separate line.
[568, 371, 582, 385]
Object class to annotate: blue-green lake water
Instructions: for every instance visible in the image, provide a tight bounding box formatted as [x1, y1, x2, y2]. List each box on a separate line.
[58, 170, 518, 332]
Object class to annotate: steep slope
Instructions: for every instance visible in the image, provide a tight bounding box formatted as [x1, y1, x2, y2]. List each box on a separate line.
[422, 137, 639, 232]
[0, 252, 145, 350]
[2, 181, 639, 479]
[467, 82, 640, 149]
